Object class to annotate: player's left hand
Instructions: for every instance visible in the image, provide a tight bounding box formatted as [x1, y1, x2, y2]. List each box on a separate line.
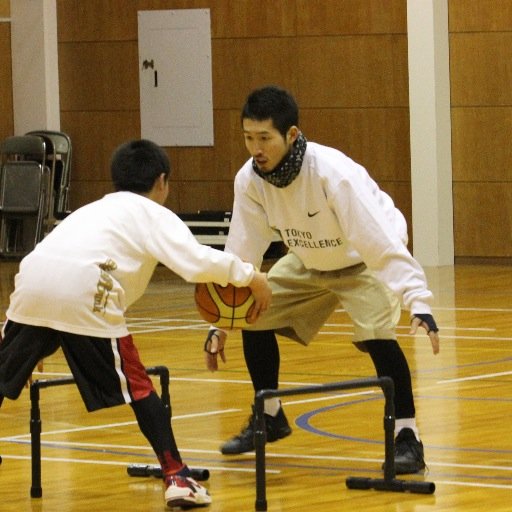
[204, 328, 227, 371]
[410, 314, 440, 354]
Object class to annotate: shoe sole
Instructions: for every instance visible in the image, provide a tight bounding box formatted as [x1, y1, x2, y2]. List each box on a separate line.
[382, 462, 426, 475]
[166, 496, 211, 509]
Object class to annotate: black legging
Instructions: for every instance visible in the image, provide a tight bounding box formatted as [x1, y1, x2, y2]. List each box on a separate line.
[130, 391, 183, 475]
[241, 330, 415, 419]
[364, 339, 415, 419]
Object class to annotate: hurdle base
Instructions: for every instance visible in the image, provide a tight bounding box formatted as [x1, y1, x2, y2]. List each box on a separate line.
[30, 487, 42, 498]
[127, 463, 210, 482]
[346, 476, 435, 494]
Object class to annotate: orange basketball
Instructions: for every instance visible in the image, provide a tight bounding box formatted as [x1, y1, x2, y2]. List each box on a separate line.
[194, 282, 255, 329]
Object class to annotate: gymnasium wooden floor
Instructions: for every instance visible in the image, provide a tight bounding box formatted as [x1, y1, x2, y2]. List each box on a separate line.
[1, 259, 512, 511]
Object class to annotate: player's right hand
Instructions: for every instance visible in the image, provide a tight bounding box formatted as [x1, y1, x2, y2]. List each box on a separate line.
[204, 328, 227, 371]
[247, 271, 272, 323]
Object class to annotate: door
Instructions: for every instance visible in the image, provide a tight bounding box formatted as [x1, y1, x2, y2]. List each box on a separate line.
[138, 9, 214, 146]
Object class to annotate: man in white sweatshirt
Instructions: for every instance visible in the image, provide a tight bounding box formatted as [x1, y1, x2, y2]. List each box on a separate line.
[204, 85, 440, 475]
[0, 139, 271, 509]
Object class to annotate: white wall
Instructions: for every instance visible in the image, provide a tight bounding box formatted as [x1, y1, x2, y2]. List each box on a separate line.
[10, 0, 60, 135]
[407, 0, 454, 266]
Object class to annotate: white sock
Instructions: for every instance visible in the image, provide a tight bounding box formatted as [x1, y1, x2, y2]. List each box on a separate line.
[263, 398, 281, 416]
[395, 418, 420, 441]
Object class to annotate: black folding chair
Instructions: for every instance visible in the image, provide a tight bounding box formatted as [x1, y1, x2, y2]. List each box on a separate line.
[0, 160, 49, 257]
[26, 130, 72, 220]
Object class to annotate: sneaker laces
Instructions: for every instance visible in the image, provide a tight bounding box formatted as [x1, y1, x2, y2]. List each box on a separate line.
[233, 413, 256, 441]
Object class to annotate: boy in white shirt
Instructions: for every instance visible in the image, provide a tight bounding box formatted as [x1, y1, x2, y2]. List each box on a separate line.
[0, 139, 271, 509]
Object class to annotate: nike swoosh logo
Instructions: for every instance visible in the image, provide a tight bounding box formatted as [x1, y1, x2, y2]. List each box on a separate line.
[307, 211, 320, 217]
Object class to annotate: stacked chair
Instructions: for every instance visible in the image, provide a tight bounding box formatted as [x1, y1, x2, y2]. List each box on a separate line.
[0, 131, 72, 258]
[26, 130, 72, 220]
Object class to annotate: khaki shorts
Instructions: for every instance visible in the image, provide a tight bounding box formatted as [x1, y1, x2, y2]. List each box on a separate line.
[246, 252, 400, 345]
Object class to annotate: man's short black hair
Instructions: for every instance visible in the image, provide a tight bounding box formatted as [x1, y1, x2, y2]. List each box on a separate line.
[110, 139, 171, 193]
[241, 85, 299, 137]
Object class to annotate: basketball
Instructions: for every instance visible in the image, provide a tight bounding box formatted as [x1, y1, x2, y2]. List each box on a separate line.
[194, 282, 255, 329]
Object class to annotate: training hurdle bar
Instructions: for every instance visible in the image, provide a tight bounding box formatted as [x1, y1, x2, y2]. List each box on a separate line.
[254, 376, 435, 511]
[29, 365, 208, 498]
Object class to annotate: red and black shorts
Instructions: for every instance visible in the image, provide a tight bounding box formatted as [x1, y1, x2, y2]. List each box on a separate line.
[0, 320, 156, 412]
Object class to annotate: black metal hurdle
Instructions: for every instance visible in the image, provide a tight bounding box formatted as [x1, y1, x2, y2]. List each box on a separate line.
[29, 365, 210, 498]
[254, 376, 435, 511]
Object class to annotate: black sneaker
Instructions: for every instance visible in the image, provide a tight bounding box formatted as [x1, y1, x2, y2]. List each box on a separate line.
[220, 406, 292, 455]
[384, 427, 426, 474]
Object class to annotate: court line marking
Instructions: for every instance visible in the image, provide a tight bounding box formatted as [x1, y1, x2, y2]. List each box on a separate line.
[319, 331, 512, 341]
[4, 442, 512, 476]
[0, 408, 241, 440]
[324, 323, 496, 332]
[334, 307, 512, 313]
[0, 454, 279, 474]
[238, 451, 512, 472]
[128, 317, 499, 332]
[438, 370, 512, 384]
[437, 480, 512, 490]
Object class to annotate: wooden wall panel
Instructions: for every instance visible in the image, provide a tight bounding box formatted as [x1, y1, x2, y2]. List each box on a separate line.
[0, 0, 9, 17]
[296, 0, 406, 35]
[212, 38, 298, 110]
[60, 110, 145, 212]
[449, 0, 512, 258]
[176, 109, 246, 183]
[58, 42, 140, 111]
[68, 181, 115, 212]
[209, 0, 296, 38]
[449, 0, 512, 32]
[300, 108, 410, 181]
[0, 22, 13, 142]
[71, 180, 181, 218]
[453, 183, 512, 258]
[57, 0, 139, 41]
[450, 33, 512, 106]
[60, 111, 142, 181]
[451, 107, 512, 182]
[174, 180, 234, 213]
[297, 35, 409, 108]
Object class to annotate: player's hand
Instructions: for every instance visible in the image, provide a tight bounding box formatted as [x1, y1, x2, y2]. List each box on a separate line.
[25, 359, 44, 387]
[410, 314, 440, 354]
[204, 328, 227, 371]
[247, 271, 272, 323]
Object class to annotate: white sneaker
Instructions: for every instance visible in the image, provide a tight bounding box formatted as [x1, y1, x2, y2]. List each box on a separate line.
[165, 475, 212, 509]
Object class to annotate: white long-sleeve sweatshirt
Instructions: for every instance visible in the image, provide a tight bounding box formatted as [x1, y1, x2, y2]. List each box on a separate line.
[7, 192, 255, 337]
[225, 142, 433, 315]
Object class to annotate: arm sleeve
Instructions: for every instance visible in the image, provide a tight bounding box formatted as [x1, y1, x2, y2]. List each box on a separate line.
[145, 210, 255, 287]
[224, 174, 274, 267]
[330, 171, 433, 314]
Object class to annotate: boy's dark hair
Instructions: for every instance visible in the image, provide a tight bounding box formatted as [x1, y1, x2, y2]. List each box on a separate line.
[241, 85, 299, 137]
[110, 139, 171, 193]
